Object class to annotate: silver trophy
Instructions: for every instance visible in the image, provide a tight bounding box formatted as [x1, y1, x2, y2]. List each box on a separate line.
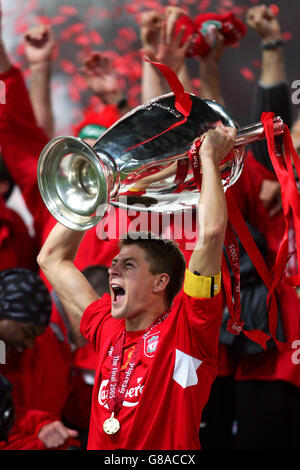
[37, 93, 284, 230]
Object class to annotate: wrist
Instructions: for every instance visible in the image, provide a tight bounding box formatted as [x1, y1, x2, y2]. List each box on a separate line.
[261, 37, 284, 50]
[261, 31, 282, 42]
[199, 151, 220, 168]
[199, 56, 220, 68]
[29, 60, 52, 73]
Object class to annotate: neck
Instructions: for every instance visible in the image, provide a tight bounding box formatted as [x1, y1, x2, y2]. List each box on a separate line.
[125, 301, 169, 332]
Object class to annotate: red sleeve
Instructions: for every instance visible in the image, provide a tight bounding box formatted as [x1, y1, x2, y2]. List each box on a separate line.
[0, 409, 56, 450]
[9, 208, 36, 268]
[0, 409, 81, 450]
[18, 409, 58, 436]
[0, 196, 36, 270]
[0, 66, 50, 230]
[182, 292, 223, 362]
[0, 66, 37, 121]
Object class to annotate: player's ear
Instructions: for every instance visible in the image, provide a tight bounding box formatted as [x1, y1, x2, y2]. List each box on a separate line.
[152, 273, 170, 294]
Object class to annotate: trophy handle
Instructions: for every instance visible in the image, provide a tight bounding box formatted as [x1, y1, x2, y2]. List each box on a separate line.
[235, 116, 284, 146]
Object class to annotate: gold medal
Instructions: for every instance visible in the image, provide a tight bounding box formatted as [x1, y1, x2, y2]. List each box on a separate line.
[103, 412, 121, 435]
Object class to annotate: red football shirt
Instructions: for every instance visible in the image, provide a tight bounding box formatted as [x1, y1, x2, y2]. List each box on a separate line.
[80, 275, 222, 450]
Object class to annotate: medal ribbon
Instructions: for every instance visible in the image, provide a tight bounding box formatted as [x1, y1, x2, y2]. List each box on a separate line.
[107, 312, 169, 417]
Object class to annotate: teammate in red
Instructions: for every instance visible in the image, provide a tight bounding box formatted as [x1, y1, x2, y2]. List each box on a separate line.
[37, 126, 236, 450]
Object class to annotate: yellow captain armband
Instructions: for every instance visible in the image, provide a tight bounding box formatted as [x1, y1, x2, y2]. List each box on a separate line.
[183, 269, 221, 298]
[129, 187, 143, 192]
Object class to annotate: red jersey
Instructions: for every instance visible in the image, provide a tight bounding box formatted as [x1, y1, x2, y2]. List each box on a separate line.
[80, 271, 223, 450]
[0, 195, 35, 271]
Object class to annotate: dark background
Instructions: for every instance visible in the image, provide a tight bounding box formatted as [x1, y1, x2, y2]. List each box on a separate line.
[2, 0, 300, 134]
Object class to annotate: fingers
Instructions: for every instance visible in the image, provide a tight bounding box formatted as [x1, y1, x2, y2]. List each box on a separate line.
[246, 4, 269, 25]
[140, 7, 190, 53]
[208, 125, 237, 141]
[24, 25, 53, 48]
[25, 25, 49, 40]
[174, 25, 186, 47]
[140, 10, 162, 29]
[38, 420, 78, 449]
[180, 29, 193, 55]
[84, 52, 102, 67]
[199, 125, 237, 163]
[214, 32, 225, 51]
[164, 5, 186, 41]
[246, 4, 274, 29]
[160, 19, 191, 52]
[67, 428, 79, 438]
[82, 52, 111, 75]
[140, 48, 156, 63]
[139, 10, 163, 49]
[159, 19, 167, 46]
[165, 6, 187, 19]
[165, 15, 176, 44]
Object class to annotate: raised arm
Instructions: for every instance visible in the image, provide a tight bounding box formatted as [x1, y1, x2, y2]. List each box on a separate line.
[24, 25, 56, 138]
[0, 2, 50, 222]
[188, 126, 236, 276]
[164, 6, 193, 93]
[246, 4, 291, 172]
[139, 9, 164, 103]
[246, 4, 285, 87]
[37, 223, 99, 331]
[197, 32, 227, 106]
[0, 1, 9, 74]
[140, 7, 192, 103]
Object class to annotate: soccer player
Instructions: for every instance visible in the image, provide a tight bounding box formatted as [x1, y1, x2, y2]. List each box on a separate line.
[37, 126, 236, 450]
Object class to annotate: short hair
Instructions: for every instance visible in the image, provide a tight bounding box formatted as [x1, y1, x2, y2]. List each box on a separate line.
[119, 232, 186, 307]
[82, 265, 110, 297]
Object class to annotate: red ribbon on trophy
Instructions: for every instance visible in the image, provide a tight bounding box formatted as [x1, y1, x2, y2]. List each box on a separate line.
[125, 59, 192, 153]
[188, 138, 272, 350]
[187, 114, 300, 351]
[223, 113, 300, 352]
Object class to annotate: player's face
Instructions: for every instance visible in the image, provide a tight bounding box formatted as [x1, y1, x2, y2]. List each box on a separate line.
[108, 244, 159, 329]
[0, 319, 46, 353]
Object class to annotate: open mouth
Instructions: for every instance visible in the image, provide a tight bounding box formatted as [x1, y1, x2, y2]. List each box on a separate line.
[111, 284, 126, 304]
